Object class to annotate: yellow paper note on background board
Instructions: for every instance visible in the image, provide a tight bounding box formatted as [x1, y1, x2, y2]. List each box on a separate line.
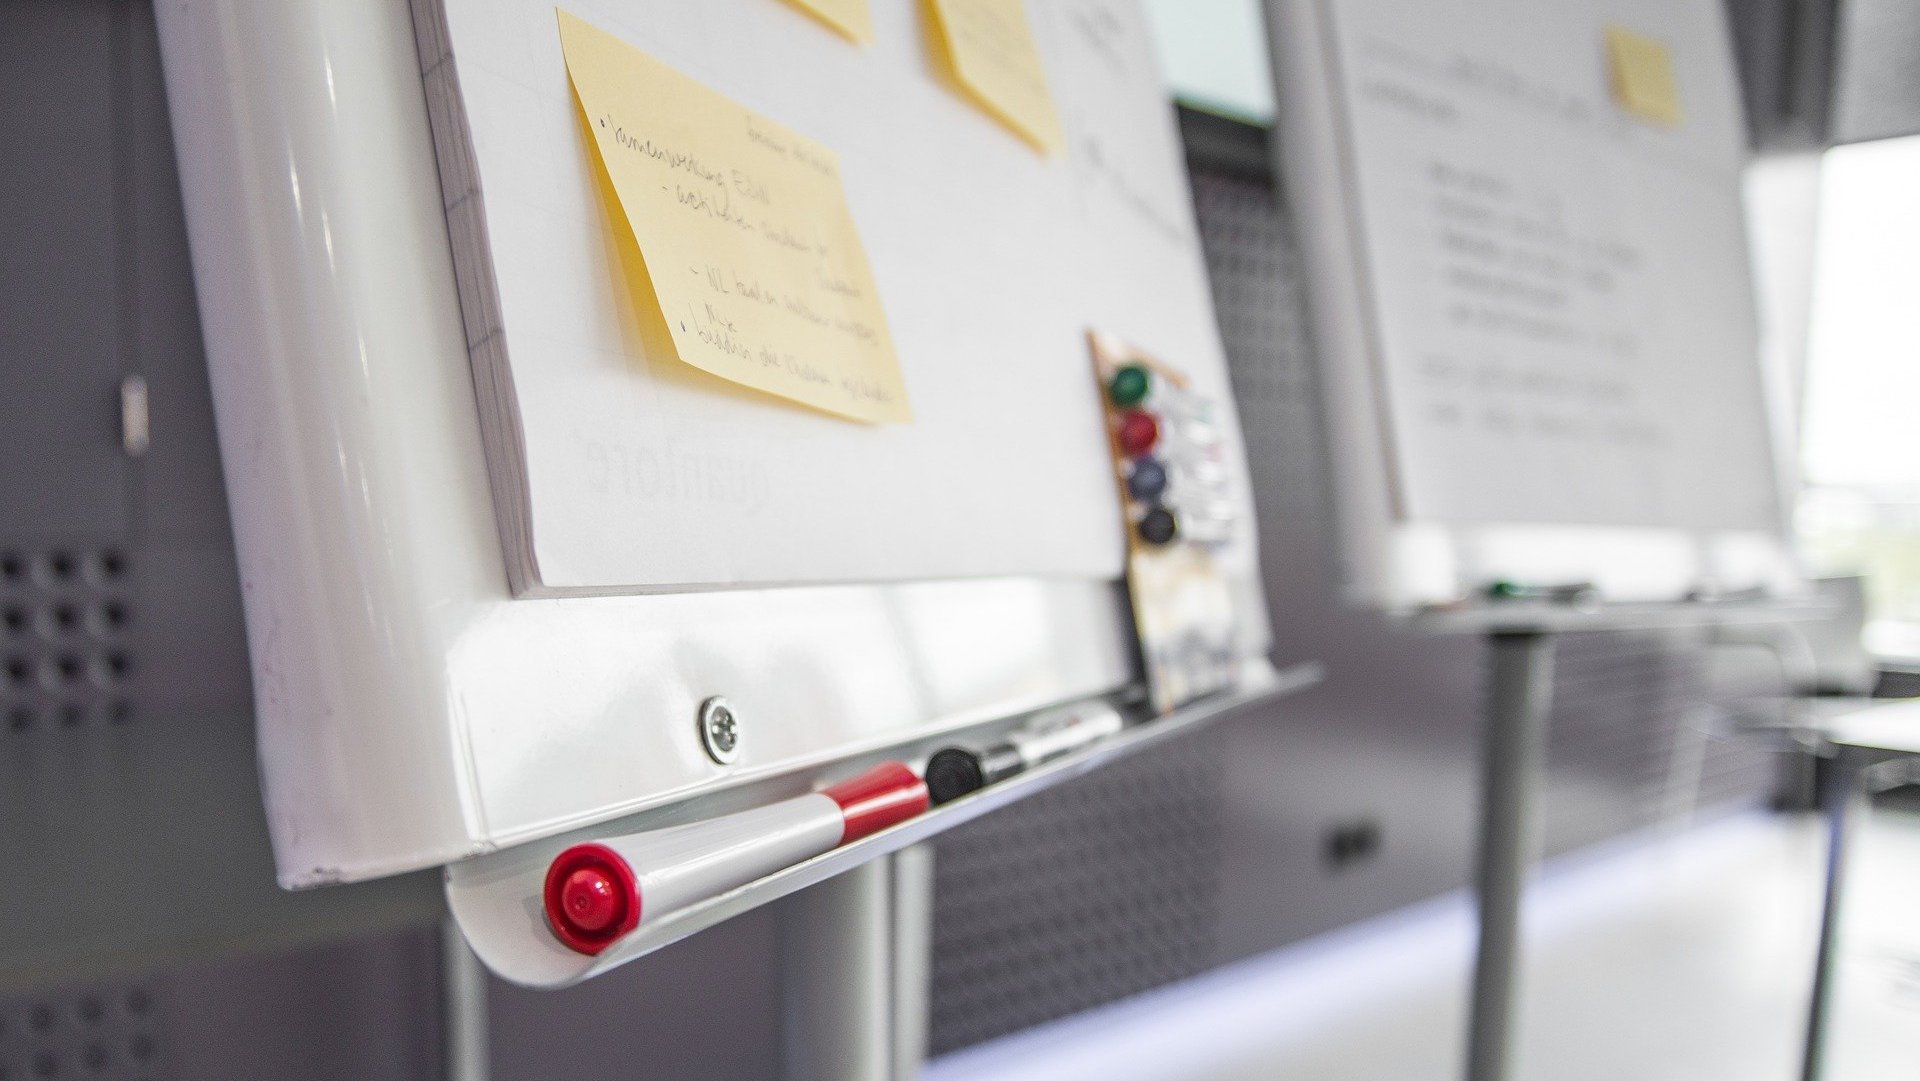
[1604, 25, 1683, 128]
[927, 0, 1064, 154]
[783, 0, 874, 44]
[556, 9, 910, 423]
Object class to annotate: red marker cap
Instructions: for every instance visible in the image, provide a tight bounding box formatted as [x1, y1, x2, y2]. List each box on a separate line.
[823, 762, 929, 844]
[1117, 410, 1160, 456]
[543, 843, 640, 955]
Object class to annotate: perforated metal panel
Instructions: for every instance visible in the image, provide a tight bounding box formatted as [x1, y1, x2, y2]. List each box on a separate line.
[1199, 176, 1329, 542]
[927, 734, 1227, 1054]
[1543, 629, 1779, 855]
[2, 548, 137, 735]
[0, 929, 453, 1081]
[0, 982, 165, 1081]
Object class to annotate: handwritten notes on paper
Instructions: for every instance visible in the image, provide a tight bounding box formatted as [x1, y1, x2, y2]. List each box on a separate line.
[783, 0, 874, 44]
[1314, 0, 1780, 535]
[928, 0, 1064, 153]
[1604, 26, 1682, 128]
[557, 9, 909, 422]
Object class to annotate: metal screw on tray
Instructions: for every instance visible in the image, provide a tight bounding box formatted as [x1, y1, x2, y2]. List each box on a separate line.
[698, 696, 741, 765]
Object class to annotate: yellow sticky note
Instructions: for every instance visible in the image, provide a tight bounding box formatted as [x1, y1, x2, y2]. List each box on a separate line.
[927, 0, 1064, 154]
[557, 10, 909, 423]
[782, 0, 873, 44]
[1604, 25, 1683, 128]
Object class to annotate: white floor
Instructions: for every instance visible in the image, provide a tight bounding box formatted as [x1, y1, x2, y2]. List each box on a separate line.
[926, 807, 1920, 1081]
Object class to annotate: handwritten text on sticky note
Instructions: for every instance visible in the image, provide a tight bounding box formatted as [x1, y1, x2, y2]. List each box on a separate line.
[783, 0, 874, 44]
[928, 0, 1064, 154]
[1604, 25, 1683, 128]
[557, 9, 909, 422]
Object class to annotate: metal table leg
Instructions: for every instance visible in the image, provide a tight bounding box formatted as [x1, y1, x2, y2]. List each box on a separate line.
[1801, 747, 1862, 1081]
[1465, 630, 1557, 1081]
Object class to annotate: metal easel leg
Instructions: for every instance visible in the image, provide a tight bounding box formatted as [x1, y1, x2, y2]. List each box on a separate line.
[779, 846, 935, 1081]
[441, 920, 491, 1081]
[890, 844, 936, 1080]
[1465, 630, 1556, 1081]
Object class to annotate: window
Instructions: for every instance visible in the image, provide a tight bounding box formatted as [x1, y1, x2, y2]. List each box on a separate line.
[1800, 135, 1920, 660]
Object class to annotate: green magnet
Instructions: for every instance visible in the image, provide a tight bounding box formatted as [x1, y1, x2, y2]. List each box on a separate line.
[1108, 365, 1152, 407]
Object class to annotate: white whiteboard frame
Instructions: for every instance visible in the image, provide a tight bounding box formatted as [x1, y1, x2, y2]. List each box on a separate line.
[155, 0, 1274, 887]
[1264, 0, 1803, 612]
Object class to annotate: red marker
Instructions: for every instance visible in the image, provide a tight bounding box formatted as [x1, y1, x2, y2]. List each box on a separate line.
[544, 762, 928, 955]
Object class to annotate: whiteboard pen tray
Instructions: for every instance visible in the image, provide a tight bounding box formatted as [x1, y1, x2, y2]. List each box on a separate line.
[447, 659, 1321, 988]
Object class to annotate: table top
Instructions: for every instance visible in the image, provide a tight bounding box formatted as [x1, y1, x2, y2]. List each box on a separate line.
[1812, 698, 1920, 756]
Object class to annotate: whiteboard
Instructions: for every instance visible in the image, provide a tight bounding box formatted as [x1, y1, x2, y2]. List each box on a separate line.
[420, 0, 1257, 594]
[1268, 0, 1799, 607]
[156, 0, 1275, 891]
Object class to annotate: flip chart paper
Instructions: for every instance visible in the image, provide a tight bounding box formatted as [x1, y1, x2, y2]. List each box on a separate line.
[783, 0, 874, 43]
[1318, 0, 1772, 532]
[416, 0, 1247, 592]
[928, 0, 1064, 154]
[1605, 25, 1683, 128]
[558, 9, 910, 422]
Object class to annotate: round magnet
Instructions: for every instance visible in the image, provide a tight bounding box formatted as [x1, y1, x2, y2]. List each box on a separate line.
[1117, 410, 1160, 456]
[1108, 364, 1152, 407]
[1137, 507, 1178, 546]
[1127, 457, 1168, 501]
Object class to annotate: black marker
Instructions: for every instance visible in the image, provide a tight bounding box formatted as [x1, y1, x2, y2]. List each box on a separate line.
[924, 704, 1125, 805]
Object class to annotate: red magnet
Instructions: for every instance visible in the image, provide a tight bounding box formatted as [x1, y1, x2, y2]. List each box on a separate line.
[1117, 410, 1160, 456]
